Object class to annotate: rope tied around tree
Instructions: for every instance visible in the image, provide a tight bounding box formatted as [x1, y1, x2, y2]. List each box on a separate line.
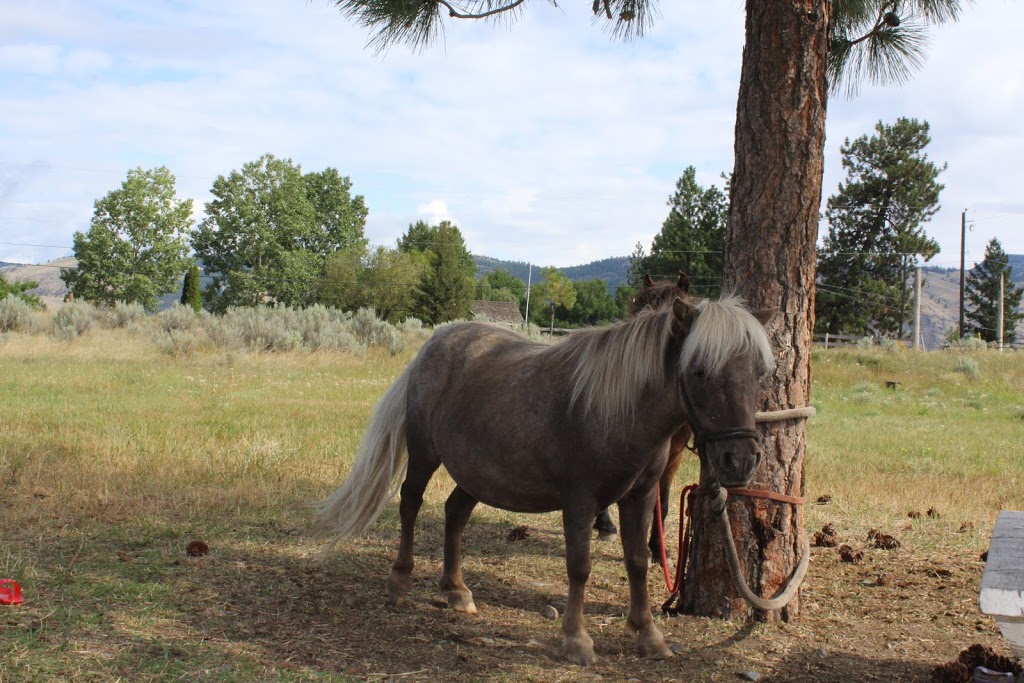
[659, 406, 815, 615]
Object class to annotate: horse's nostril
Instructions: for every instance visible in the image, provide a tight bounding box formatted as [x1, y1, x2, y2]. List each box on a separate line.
[754, 450, 763, 468]
[723, 452, 736, 472]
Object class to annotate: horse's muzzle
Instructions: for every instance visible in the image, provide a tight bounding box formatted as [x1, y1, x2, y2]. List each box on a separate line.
[698, 429, 763, 488]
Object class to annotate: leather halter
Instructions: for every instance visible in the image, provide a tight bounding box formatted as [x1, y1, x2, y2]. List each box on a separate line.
[692, 427, 762, 451]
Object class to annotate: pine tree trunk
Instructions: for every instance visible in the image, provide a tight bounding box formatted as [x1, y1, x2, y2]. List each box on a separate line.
[680, 0, 828, 621]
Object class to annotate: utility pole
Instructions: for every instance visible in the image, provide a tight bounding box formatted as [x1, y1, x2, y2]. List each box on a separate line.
[524, 263, 532, 325]
[913, 267, 922, 350]
[959, 210, 967, 339]
[998, 272, 1005, 352]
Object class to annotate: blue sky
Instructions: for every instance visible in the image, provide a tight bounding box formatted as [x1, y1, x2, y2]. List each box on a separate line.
[1, 0, 1022, 269]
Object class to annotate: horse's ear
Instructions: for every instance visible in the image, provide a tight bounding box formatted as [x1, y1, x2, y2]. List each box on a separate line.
[752, 307, 779, 328]
[671, 297, 697, 336]
[676, 271, 690, 294]
[643, 273, 654, 288]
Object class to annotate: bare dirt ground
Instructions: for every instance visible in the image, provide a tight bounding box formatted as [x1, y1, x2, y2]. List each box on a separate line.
[10, 506, 1011, 683]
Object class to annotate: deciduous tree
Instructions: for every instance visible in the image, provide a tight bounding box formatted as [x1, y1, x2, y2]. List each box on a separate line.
[0, 274, 43, 309]
[320, 245, 423, 322]
[563, 278, 618, 326]
[191, 154, 368, 312]
[476, 268, 526, 308]
[531, 266, 576, 334]
[62, 166, 192, 311]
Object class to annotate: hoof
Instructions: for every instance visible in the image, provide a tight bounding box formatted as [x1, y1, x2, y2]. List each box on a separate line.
[635, 626, 673, 660]
[563, 632, 596, 666]
[385, 573, 411, 607]
[445, 588, 478, 615]
[597, 530, 617, 542]
[639, 640, 674, 660]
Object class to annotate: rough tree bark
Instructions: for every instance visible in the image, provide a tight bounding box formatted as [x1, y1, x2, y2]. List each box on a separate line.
[681, 0, 828, 621]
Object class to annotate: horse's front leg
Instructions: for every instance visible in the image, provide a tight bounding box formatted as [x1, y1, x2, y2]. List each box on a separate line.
[561, 507, 597, 666]
[619, 489, 674, 659]
[439, 486, 479, 614]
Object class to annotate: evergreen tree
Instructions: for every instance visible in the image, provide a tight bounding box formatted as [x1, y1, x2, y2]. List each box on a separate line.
[965, 238, 1024, 345]
[400, 220, 474, 324]
[180, 264, 202, 312]
[816, 118, 944, 338]
[637, 167, 727, 297]
[625, 242, 647, 288]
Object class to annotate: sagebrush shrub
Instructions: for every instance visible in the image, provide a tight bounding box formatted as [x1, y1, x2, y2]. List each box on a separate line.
[297, 305, 365, 354]
[109, 301, 147, 329]
[155, 328, 204, 356]
[52, 301, 99, 339]
[159, 303, 199, 332]
[209, 306, 302, 352]
[953, 356, 979, 377]
[0, 294, 36, 333]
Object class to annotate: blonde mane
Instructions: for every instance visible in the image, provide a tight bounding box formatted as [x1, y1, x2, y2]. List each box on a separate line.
[679, 296, 775, 377]
[551, 296, 774, 430]
[549, 306, 677, 431]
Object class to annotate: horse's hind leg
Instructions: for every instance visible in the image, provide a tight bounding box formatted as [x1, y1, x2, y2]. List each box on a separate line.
[385, 451, 439, 607]
[594, 508, 617, 541]
[619, 491, 673, 659]
[439, 485, 479, 613]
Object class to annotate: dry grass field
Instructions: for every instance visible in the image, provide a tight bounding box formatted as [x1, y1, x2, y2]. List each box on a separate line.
[2, 325, 1023, 682]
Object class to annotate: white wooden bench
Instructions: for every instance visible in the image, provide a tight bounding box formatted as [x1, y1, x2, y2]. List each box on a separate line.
[979, 511, 1024, 658]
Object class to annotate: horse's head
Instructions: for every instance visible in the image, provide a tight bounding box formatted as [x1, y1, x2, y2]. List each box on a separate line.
[672, 297, 776, 488]
[630, 272, 691, 316]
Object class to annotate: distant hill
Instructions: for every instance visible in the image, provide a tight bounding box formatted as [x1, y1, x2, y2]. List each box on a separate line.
[474, 255, 631, 289]
[1009, 255, 1024, 283]
[0, 257, 75, 310]
[926, 259, 1024, 286]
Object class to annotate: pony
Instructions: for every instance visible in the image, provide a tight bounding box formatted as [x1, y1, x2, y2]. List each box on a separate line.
[316, 295, 775, 665]
[593, 273, 695, 565]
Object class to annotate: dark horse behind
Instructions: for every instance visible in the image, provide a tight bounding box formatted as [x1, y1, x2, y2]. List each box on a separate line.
[595, 272, 694, 564]
[316, 296, 775, 665]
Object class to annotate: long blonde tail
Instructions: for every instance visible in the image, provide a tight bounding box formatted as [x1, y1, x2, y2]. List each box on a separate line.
[315, 364, 412, 539]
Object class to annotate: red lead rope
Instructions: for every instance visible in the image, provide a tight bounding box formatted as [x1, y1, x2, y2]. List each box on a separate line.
[655, 484, 807, 613]
[654, 484, 699, 597]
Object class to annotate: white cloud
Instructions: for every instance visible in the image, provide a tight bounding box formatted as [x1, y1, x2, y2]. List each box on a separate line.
[416, 199, 455, 225]
[0, 0, 1022, 270]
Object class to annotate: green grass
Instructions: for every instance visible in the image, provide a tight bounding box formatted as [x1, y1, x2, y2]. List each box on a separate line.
[2, 330, 1023, 680]
[805, 347, 1024, 546]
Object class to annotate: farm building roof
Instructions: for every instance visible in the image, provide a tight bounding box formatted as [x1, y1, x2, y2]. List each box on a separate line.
[470, 300, 524, 324]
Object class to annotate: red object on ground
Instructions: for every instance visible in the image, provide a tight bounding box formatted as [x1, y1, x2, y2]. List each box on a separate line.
[0, 579, 24, 605]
